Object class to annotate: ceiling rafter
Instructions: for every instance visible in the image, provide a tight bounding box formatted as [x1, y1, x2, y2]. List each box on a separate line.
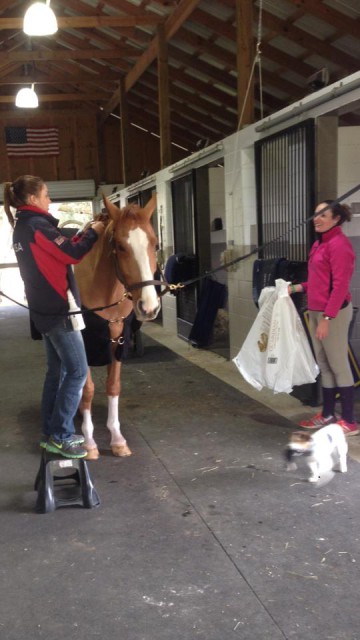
[0, 47, 139, 62]
[0, 15, 164, 29]
[287, 0, 360, 40]
[260, 8, 359, 74]
[0, 0, 358, 152]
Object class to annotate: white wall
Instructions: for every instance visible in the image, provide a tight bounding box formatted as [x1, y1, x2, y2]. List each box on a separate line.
[113, 72, 360, 359]
[338, 126, 360, 351]
[338, 126, 360, 211]
[152, 166, 177, 334]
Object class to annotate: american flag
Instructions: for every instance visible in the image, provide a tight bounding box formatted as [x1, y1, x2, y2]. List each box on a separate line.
[5, 126, 59, 157]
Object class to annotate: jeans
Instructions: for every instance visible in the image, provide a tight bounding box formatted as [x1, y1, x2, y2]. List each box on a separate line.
[41, 319, 88, 442]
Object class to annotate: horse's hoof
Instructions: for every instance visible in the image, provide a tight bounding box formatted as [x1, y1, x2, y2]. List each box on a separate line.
[85, 447, 100, 460]
[111, 443, 132, 457]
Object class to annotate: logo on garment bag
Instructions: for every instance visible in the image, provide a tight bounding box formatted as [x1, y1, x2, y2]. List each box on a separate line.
[54, 235, 65, 246]
[13, 242, 23, 253]
[257, 332, 268, 352]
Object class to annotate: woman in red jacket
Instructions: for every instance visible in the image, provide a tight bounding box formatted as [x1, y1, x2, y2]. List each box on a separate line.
[289, 200, 357, 436]
[4, 175, 105, 458]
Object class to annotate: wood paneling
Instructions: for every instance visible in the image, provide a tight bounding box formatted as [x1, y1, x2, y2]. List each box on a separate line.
[0, 108, 186, 185]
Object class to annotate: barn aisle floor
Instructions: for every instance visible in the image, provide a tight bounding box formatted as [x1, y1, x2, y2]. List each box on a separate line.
[1, 304, 360, 640]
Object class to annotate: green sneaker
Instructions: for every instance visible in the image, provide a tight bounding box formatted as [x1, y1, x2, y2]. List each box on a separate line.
[40, 433, 85, 449]
[46, 436, 87, 459]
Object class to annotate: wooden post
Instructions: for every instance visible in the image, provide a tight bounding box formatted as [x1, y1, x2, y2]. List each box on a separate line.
[97, 114, 106, 184]
[71, 114, 80, 178]
[157, 24, 171, 168]
[236, 0, 255, 127]
[119, 78, 130, 186]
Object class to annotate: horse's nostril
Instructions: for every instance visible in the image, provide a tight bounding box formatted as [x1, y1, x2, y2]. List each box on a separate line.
[137, 299, 151, 317]
[137, 300, 145, 315]
[137, 299, 160, 319]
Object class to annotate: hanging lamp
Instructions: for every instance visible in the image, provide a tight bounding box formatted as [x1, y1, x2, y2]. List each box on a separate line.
[15, 84, 39, 108]
[23, 0, 58, 36]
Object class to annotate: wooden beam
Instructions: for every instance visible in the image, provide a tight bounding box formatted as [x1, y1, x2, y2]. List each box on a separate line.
[118, 103, 196, 150]
[157, 24, 171, 169]
[125, 0, 202, 92]
[0, 48, 137, 63]
[0, 72, 120, 84]
[287, 0, 360, 40]
[99, 85, 121, 124]
[119, 78, 130, 186]
[131, 83, 234, 140]
[0, 93, 108, 103]
[261, 9, 359, 74]
[168, 43, 303, 100]
[260, 42, 315, 78]
[0, 16, 163, 29]
[236, 0, 255, 126]
[100, 0, 202, 128]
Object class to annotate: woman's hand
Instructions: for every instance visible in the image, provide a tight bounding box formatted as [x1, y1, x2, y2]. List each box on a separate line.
[315, 317, 330, 340]
[90, 221, 106, 236]
[288, 283, 301, 295]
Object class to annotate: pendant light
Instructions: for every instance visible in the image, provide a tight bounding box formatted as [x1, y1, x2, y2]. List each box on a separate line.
[23, 0, 58, 36]
[15, 84, 39, 108]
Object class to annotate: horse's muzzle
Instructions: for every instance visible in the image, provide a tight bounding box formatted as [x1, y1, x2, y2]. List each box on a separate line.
[135, 298, 161, 321]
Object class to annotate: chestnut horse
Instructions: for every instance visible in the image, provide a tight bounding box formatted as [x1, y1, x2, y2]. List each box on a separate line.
[74, 194, 161, 460]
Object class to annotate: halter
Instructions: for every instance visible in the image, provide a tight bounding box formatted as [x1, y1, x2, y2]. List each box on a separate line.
[110, 238, 171, 296]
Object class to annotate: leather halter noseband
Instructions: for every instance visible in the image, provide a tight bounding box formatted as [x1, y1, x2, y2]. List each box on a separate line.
[111, 243, 170, 296]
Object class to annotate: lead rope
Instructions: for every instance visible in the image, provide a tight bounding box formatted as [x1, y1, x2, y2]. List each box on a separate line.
[161, 182, 360, 292]
[2, 182, 360, 309]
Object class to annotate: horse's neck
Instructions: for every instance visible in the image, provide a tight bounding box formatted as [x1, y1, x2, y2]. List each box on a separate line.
[75, 238, 131, 321]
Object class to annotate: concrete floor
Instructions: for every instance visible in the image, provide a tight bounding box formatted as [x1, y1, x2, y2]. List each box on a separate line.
[143, 322, 360, 464]
[1, 303, 360, 640]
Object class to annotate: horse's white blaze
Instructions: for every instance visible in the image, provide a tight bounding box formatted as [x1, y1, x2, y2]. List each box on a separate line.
[128, 227, 158, 313]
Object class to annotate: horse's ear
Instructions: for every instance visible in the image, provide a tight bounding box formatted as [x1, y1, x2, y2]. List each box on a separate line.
[102, 194, 120, 220]
[143, 193, 157, 220]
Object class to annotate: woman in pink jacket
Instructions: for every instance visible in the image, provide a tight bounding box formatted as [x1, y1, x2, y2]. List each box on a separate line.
[289, 200, 357, 436]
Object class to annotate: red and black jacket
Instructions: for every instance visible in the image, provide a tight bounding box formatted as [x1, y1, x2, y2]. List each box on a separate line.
[13, 206, 98, 333]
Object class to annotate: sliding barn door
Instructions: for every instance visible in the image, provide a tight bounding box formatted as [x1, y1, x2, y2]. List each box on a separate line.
[171, 172, 199, 340]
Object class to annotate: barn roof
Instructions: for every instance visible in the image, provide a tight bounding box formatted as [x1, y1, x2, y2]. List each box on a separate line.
[0, 0, 359, 153]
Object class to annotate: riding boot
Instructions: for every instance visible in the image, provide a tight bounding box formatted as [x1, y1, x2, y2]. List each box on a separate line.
[338, 385, 355, 424]
[322, 387, 337, 419]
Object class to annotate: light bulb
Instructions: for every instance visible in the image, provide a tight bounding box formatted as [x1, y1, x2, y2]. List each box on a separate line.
[23, 1, 58, 36]
[15, 85, 39, 108]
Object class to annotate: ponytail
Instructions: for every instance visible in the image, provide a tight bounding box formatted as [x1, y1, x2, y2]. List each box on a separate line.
[3, 182, 15, 228]
[3, 175, 44, 229]
[324, 199, 352, 225]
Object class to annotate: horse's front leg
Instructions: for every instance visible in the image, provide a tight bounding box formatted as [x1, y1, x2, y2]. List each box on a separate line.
[79, 368, 100, 460]
[106, 360, 132, 457]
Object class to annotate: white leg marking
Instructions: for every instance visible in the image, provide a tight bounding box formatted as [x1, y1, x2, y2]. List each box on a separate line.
[81, 409, 97, 449]
[106, 395, 126, 445]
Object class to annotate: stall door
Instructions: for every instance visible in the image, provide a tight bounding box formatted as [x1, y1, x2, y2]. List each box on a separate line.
[171, 172, 199, 340]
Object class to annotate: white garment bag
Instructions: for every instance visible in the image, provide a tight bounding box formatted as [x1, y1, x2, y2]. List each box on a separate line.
[233, 279, 319, 394]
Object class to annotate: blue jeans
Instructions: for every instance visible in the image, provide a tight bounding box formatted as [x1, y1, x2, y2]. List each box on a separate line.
[41, 319, 88, 442]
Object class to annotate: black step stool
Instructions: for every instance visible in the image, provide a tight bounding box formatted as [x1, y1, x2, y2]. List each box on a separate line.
[35, 449, 100, 514]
